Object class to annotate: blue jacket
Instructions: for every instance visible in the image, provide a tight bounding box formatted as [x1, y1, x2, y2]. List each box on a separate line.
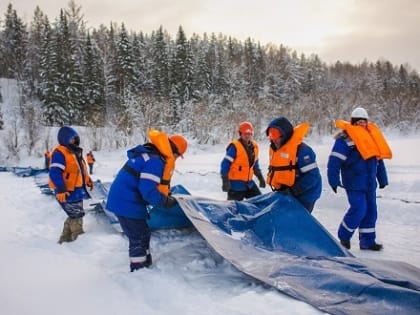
[327, 133, 388, 191]
[49, 126, 89, 202]
[220, 140, 262, 191]
[288, 142, 322, 205]
[106, 144, 168, 219]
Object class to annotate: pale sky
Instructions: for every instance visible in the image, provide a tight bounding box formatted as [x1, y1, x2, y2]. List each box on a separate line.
[3, 0, 420, 72]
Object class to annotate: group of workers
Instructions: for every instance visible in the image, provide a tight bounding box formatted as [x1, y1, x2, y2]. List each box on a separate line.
[47, 106, 392, 272]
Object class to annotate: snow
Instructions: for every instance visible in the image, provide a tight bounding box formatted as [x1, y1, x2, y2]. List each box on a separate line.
[1, 136, 420, 315]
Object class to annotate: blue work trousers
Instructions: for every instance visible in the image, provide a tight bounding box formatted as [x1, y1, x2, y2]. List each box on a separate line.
[338, 190, 377, 248]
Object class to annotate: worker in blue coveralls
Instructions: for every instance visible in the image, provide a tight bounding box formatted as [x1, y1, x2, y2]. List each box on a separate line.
[220, 121, 265, 201]
[106, 130, 188, 272]
[49, 126, 94, 244]
[327, 107, 391, 251]
[265, 117, 322, 213]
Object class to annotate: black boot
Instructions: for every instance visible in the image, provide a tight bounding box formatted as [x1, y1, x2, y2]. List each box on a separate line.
[130, 260, 151, 272]
[340, 239, 351, 249]
[360, 243, 383, 251]
[146, 253, 152, 267]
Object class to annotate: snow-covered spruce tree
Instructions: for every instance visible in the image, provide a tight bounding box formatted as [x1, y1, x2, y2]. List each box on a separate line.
[170, 25, 195, 132]
[151, 26, 170, 100]
[115, 23, 136, 135]
[24, 6, 45, 98]
[39, 16, 61, 126]
[1, 4, 27, 81]
[83, 32, 106, 127]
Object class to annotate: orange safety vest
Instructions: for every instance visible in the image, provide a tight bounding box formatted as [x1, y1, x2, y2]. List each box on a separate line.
[227, 140, 259, 181]
[335, 120, 392, 160]
[45, 150, 52, 167]
[86, 153, 95, 164]
[267, 122, 309, 189]
[148, 129, 175, 196]
[48, 145, 90, 191]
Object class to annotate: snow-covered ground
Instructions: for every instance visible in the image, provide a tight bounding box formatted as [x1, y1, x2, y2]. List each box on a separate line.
[1, 135, 419, 315]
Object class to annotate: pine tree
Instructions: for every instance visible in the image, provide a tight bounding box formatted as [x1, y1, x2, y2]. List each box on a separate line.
[1, 4, 27, 80]
[131, 32, 147, 93]
[83, 32, 106, 126]
[115, 23, 136, 133]
[56, 10, 78, 124]
[151, 26, 170, 99]
[116, 23, 135, 96]
[25, 6, 46, 97]
[39, 16, 62, 125]
[170, 25, 194, 125]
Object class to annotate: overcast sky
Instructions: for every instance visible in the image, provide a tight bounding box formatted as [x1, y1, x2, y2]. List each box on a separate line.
[3, 0, 420, 72]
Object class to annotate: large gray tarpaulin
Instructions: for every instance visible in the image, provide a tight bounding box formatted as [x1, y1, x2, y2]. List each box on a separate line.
[177, 192, 420, 315]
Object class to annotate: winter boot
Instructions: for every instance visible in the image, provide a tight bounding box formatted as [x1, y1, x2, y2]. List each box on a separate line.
[58, 217, 72, 244]
[69, 217, 85, 241]
[130, 252, 152, 272]
[340, 240, 351, 249]
[130, 262, 146, 272]
[360, 243, 383, 251]
[146, 250, 152, 267]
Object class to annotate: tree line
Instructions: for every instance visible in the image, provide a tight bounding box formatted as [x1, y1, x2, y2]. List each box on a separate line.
[0, 1, 419, 154]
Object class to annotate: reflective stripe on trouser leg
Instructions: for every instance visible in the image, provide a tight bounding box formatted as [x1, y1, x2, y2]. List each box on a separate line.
[116, 216, 151, 263]
[338, 190, 368, 241]
[359, 189, 378, 248]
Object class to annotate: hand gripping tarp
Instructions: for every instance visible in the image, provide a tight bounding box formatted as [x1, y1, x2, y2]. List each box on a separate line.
[176, 192, 420, 315]
[99, 183, 193, 232]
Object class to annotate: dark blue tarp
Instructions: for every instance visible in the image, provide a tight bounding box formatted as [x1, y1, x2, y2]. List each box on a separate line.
[0, 166, 47, 177]
[176, 192, 420, 315]
[31, 175, 193, 231]
[96, 182, 193, 232]
[33, 170, 54, 195]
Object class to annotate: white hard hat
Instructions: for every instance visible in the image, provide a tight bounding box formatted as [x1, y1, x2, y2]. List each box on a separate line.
[351, 107, 369, 119]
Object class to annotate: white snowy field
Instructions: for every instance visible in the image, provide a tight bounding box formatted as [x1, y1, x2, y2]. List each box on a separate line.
[1, 135, 419, 315]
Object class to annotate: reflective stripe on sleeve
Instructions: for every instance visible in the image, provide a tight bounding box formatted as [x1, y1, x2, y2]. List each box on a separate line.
[300, 162, 318, 173]
[330, 151, 347, 161]
[140, 172, 161, 183]
[224, 155, 234, 162]
[49, 162, 65, 170]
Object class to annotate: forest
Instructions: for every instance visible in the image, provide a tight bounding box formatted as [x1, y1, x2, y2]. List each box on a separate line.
[0, 1, 419, 157]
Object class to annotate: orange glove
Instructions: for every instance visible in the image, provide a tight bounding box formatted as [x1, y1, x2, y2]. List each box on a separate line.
[86, 178, 94, 191]
[56, 192, 69, 203]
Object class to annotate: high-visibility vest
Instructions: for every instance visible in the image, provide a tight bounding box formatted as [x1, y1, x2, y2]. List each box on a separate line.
[48, 145, 90, 191]
[227, 140, 259, 181]
[148, 129, 175, 196]
[335, 120, 392, 160]
[86, 153, 95, 164]
[267, 122, 309, 189]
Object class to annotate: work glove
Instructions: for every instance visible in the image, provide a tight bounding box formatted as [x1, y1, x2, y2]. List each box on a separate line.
[86, 177, 94, 191]
[221, 176, 231, 192]
[275, 185, 291, 194]
[290, 183, 304, 196]
[331, 186, 337, 193]
[162, 195, 178, 208]
[379, 184, 387, 189]
[56, 192, 70, 203]
[256, 173, 266, 188]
